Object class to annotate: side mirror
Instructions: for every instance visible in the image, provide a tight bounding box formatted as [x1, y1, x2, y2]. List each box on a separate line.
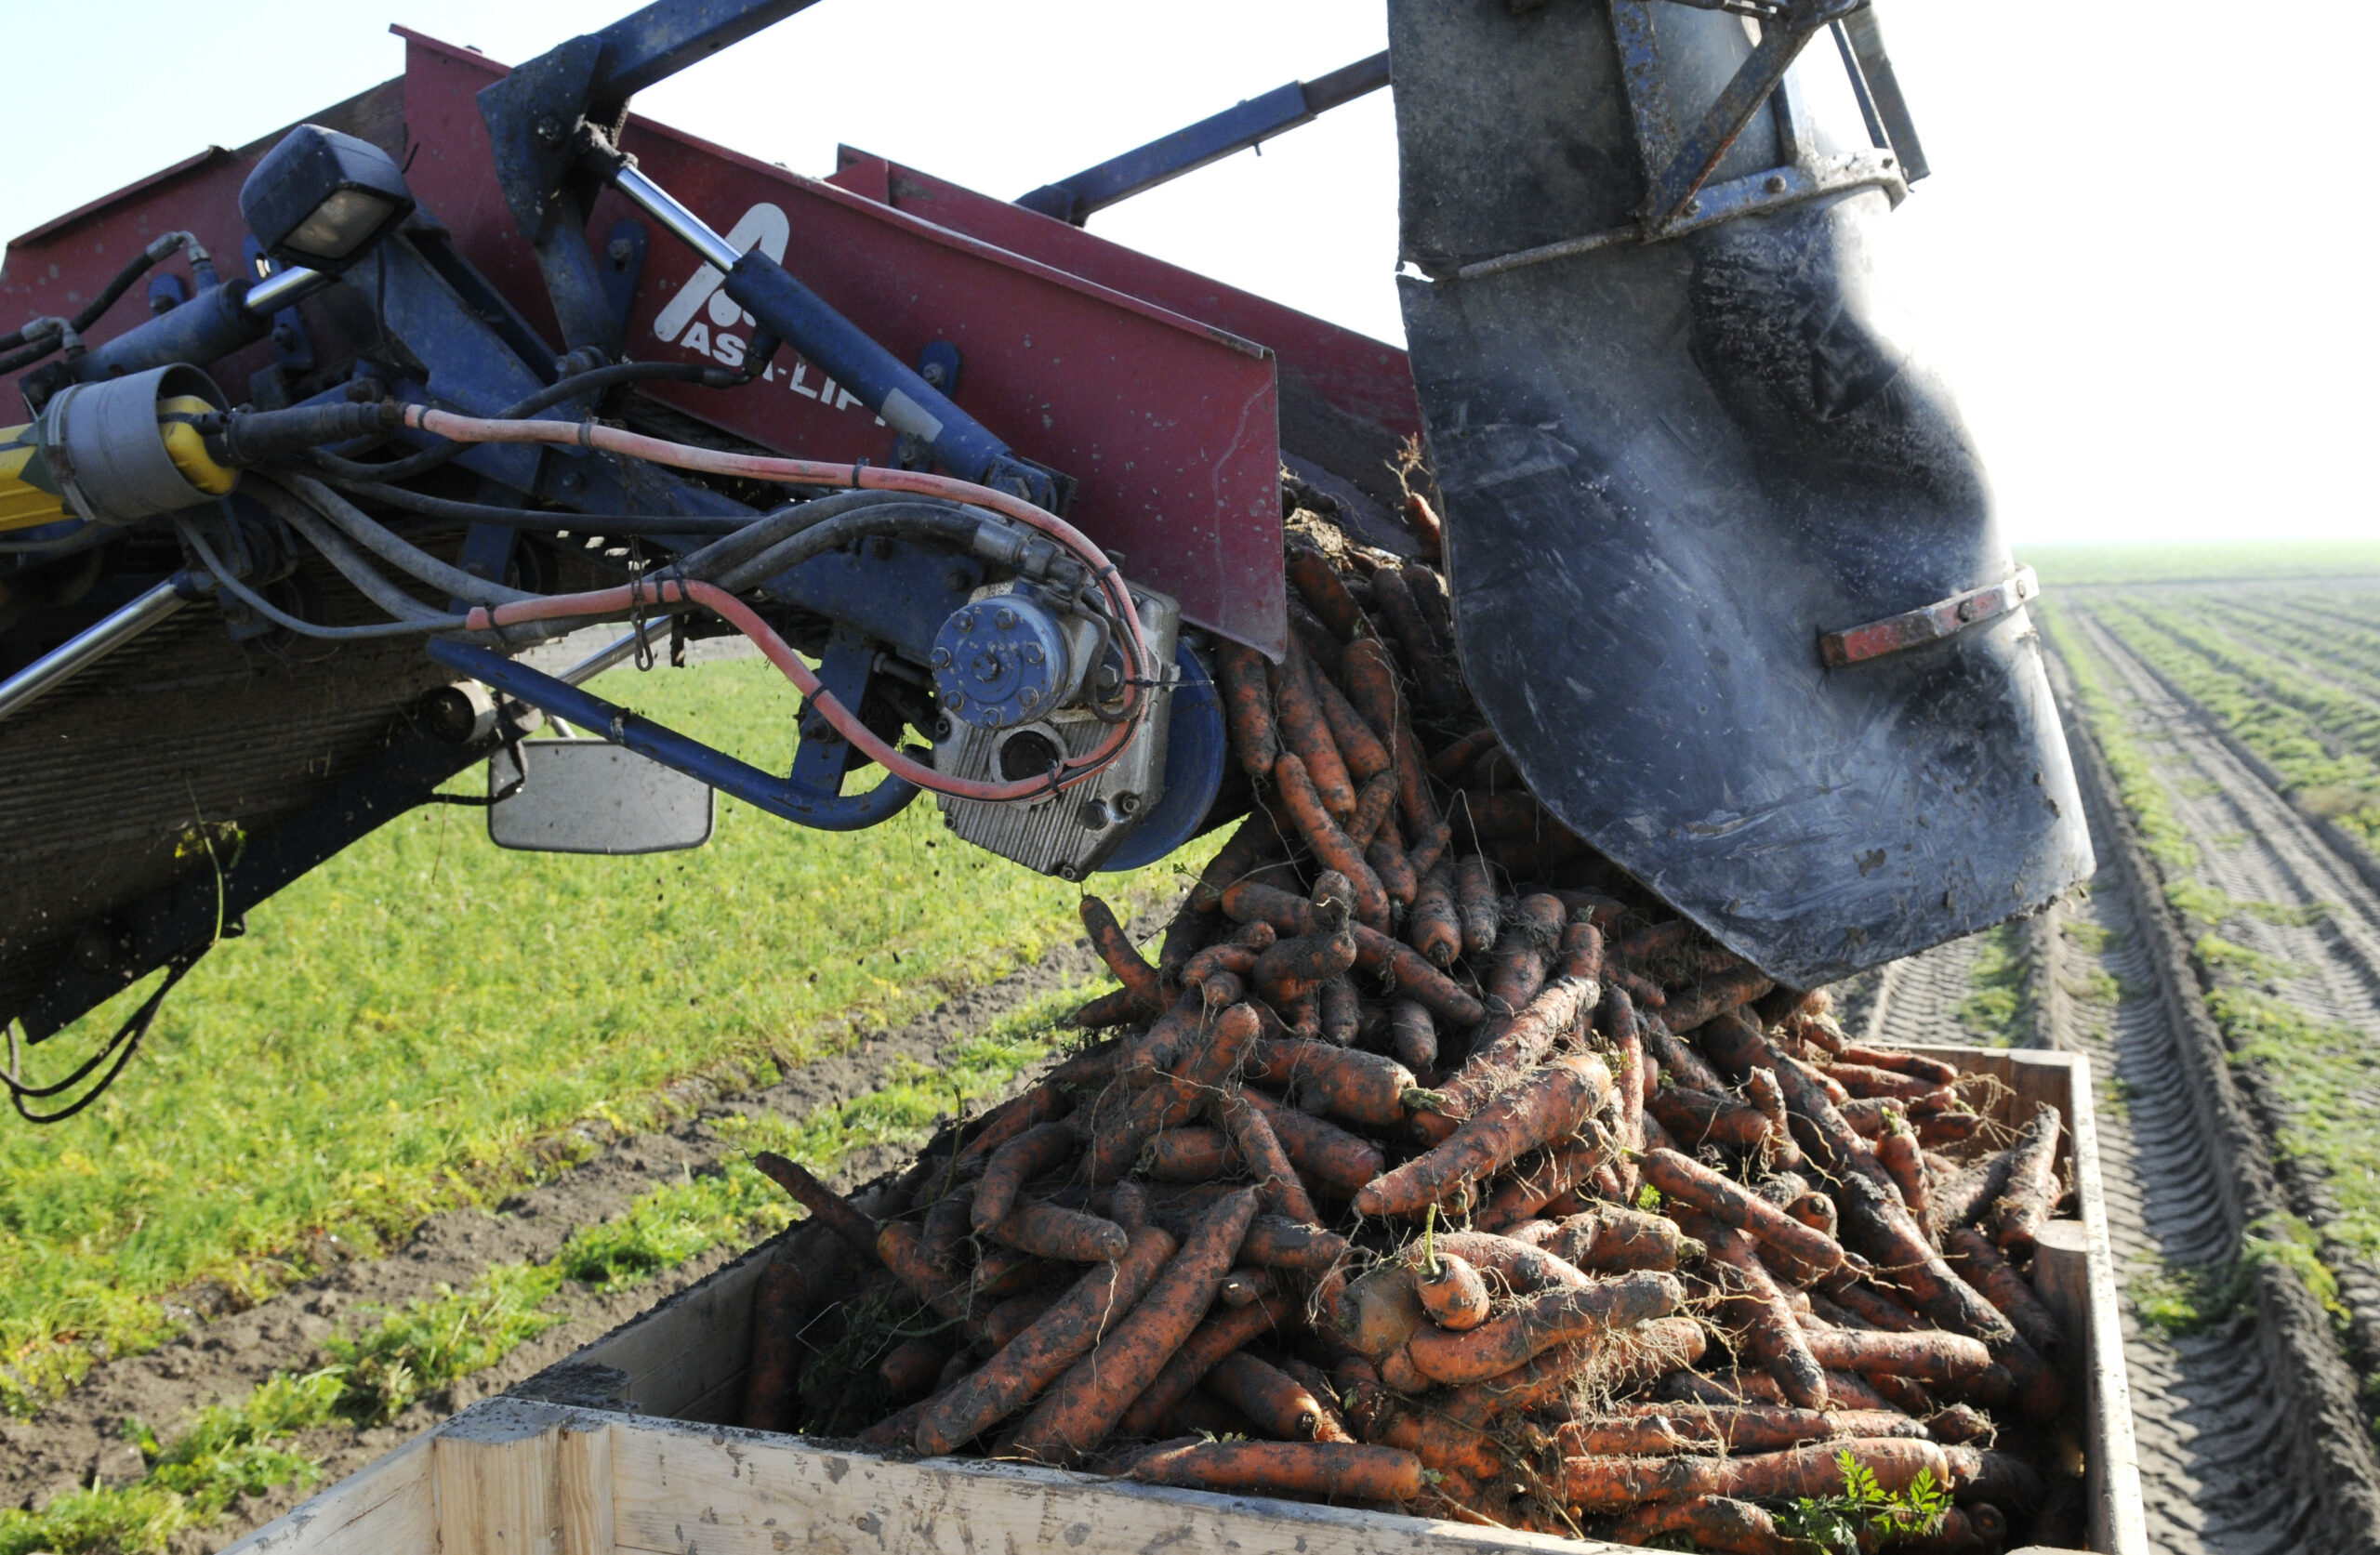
[486, 739, 715, 855]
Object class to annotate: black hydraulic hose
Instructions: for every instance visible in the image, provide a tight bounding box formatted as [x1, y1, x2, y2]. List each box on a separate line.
[305, 361, 742, 484]
[0, 231, 202, 367]
[309, 471, 763, 536]
[661, 488, 929, 585]
[264, 472, 534, 610]
[709, 505, 985, 594]
[175, 516, 468, 640]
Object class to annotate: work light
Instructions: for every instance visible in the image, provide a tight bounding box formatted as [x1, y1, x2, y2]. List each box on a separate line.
[239, 125, 416, 270]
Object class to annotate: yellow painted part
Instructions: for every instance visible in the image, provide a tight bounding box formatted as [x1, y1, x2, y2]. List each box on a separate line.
[0, 424, 64, 532]
[158, 394, 238, 496]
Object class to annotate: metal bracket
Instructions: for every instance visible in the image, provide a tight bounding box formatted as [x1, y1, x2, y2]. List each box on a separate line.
[1818, 566, 2041, 668]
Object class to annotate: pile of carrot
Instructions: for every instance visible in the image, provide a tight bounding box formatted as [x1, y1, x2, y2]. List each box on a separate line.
[735, 513, 2081, 1554]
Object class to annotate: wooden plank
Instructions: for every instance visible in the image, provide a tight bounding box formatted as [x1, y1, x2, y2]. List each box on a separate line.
[559, 1416, 615, 1555]
[601, 1410, 1608, 1555]
[434, 1397, 564, 1555]
[566, 1239, 774, 1422]
[218, 1429, 434, 1555]
[2050, 1054, 2149, 1555]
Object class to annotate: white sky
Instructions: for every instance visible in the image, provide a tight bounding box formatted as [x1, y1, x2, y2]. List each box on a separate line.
[2, 3, 2366, 546]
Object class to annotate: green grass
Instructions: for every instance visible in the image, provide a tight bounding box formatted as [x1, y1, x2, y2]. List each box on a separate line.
[1956, 921, 2027, 1045]
[2023, 540, 2380, 586]
[0, 653, 1207, 1414]
[0, 983, 1092, 1553]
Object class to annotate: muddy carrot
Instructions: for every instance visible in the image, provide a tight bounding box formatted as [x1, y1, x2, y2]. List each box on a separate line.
[971, 1288, 1065, 1353]
[753, 1153, 878, 1259]
[1540, 1206, 1698, 1272]
[1284, 544, 1369, 639]
[1157, 899, 1220, 991]
[1239, 1087, 1387, 1198]
[1640, 1149, 1844, 1278]
[1219, 1092, 1321, 1225]
[1990, 1104, 2063, 1255]
[1945, 1228, 2064, 1357]
[1839, 1044, 1961, 1085]
[1416, 1249, 1492, 1332]
[1452, 854, 1500, 955]
[1351, 923, 1488, 1024]
[1247, 1036, 1425, 1129]
[1079, 895, 1163, 1018]
[1659, 967, 1777, 1035]
[1171, 1001, 1263, 1094]
[1138, 1126, 1230, 1182]
[1803, 1325, 1993, 1391]
[1877, 1114, 1929, 1219]
[1820, 1276, 1927, 1335]
[1366, 564, 1468, 718]
[1213, 641, 1281, 781]
[1829, 1063, 1958, 1108]
[920, 1185, 977, 1274]
[1610, 1495, 1796, 1552]
[1183, 940, 1261, 986]
[1273, 754, 1392, 928]
[1419, 955, 1599, 1140]
[1641, 1012, 1731, 1094]
[1408, 862, 1462, 969]
[1613, 968, 1668, 1010]
[738, 1247, 817, 1431]
[1113, 1290, 1296, 1439]
[914, 1224, 1178, 1456]
[1125, 1440, 1422, 1502]
[1010, 1189, 1259, 1464]
[1065, 987, 1143, 1029]
[1359, 1053, 1614, 1219]
[1403, 817, 1452, 882]
[1925, 1145, 2020, 1242]
[1367, 824, 1420, 908]
[1393, 729, 1443, 837]
[1387, 1000, 1437, 1073]
[1483, 893, 1566, 1012]
[1678, 1215, 1830, 1410]
[972, 1121, 1078, 1232]
[1646, 1085, 1773, 1150]
[1190, 811, 1289, 916]
[1434, 1228, 1596, 1293]
[1272, 644, 1357, 817]
[1221, 879, 1318, 938]
[953, 1083, 1071, 1178]
[878, 1336, 953, 1403]
[1430, 728, 1501, 783]
[1316, 669, 1392, 783]
[990, 1200, 1131, 1263]
[1118, 987, 1208, 1082]
[1339, 636, 1401, 737]
[1319, 976, 1362, 1048]
[1691, 1438, 1954, 1504]
[1404, 1270, 1681, 1385]
[1217, 1268, 1273, 1308]
[1240, 1214, 1353, 1274]
[1252, 925, 1360, 1006]
[1206, 1351, 1354, 1443]
[876, 1221, 972, 1319]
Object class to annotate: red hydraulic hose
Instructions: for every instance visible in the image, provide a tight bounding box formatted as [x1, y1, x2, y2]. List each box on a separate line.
[419, 407, 1152, 804]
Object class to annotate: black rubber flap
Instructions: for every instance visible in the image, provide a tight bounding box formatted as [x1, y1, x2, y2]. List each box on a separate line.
[1389, 0, 2092, 986]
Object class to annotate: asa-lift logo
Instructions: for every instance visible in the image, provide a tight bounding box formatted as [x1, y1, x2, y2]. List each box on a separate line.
[652, 202, 877, 420]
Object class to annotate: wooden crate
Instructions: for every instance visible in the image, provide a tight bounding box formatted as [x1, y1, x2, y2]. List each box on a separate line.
[227, 1047, 2146, 1555]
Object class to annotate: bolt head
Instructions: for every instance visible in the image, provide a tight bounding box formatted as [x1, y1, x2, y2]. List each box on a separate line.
[945, 692, 965, 712]
[994, 607, 1017, 630]
[972, 652, 1002, 682]
[956, 610, 977, 632]
[607, 238, 635, 263]
[1765, 174, 1789, 194]
[945, 570, 972, 591]
[930, 646, 951, 668]
[1020, 644, 1044, 665]
[1020, 688, 1039, 708]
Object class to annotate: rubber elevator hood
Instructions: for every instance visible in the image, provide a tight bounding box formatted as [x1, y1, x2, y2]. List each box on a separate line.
[1387, 0, 2093, 989]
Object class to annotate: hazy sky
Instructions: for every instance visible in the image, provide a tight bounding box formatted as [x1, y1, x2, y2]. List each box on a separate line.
[1, 3, 2364, 546]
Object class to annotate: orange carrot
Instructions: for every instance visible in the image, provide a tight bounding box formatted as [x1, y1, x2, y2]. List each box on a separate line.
[1640, 1148, 1845, 1278]
[1205, 1351, 1355, 1443]
[1368, 821, 1420, 909]
[1742, 1067, 1802, 1169]
[1434, 1227, 1595, 1293]
[1351, 922, 1488, 1024]
[1272, 643, 1356, 817]
[1393, 726, 1443, 836]
[1367, 1400, 1510, 1483]
[1119, 987, 1208, 1082]
[1273, 753, 1392, 928]
[1403, 1270, 1681, 1385]
[1078, 895, 1163, 1017]
[972, 1121, 1078, 1232]
[1252, 925, 1360, 1005]
[1359, 1054, 1614, 1219]
[1408, 861, 1461, 968]
[1240, 1213, 1353, 1274]
[1219, 1091, 1321, 1225]
[753, 1153, 878, 1258]
[1683, 1437, 1951, 1503]
[879, 1336, 954, 1403]
[1418, 954, 1599, 1140]
[1315, 667, 1392, 783]
[989, 1199, 1131, 1263]
[1387, 1000, 1437, 1073]
[1284, 543, 1369, 640]
[1010, 1189, 1259, 1464]
[1452, 854, 1500, 955]
[1678, 1220, 1827, 1412]
[1338, 636, 1401, 742]
[1171, 1000, 1263, 1094]
[1213, 641, 1279, 781]
[1877, 1114, 1929, 1219]
[1242, 1087, 1386, 1197]
[1216, 1267, 1272, 1308]
[1182, 940, 1261, 986]
[970, 1287, 1064, 1353]
[1190, 811, 1289, 915]
[1430, 728, 1500, 782]
[1416, 1250, 1492, 1331]
[1221, 878, 1317, 938]
[1803, 1325, 1994, 1390]
[1990, 1104, 2063, 1255]
[1141, 1126, 1232, 1182]
[1371, 564, 1470, 718]
[1609, 1496, 1796, 1554]
[1537, 1206, 1698, 1272]
[875, 1221, 971, 1319]
[914, 1224, 1178, 1456]
[1830, 1063, 1958, 1107]
[1318, 976, 1362, 1048]
[1646, 1086, 1773, 1151]
[1115, 1292, 1296, 1439]
[954, 1082, 1071, 1174]
[1946, 1227, 2062, 1357]
[1248, 1036, 1425, 1129]
[1125, 1440, 1422, 1502]
[1659, 967, 1777, 1035]
[1839, 1044, 1961, 1085]
[1403, 817, 1452, 882]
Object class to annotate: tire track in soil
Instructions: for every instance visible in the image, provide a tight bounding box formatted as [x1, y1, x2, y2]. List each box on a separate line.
[2072, 604, 2380, 1369]
[0, 905, 1146, 1553]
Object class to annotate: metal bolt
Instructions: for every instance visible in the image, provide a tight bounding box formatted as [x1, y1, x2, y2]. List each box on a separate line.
[559, 469, 585, 492]
[1078, 798, 1112, 831]
[1020, 644, 1044, 665]
[945, 692, 965, 712]
[972, 652, 1002, 682]
[945, 570, 972, 591]
[930, 646, 951, 669]
[956, 610, 977, 632]
[1683, 198, 1701, 217]
[1114, 792, 1141, 817]
[535, 115, 567, 147]
[922, 362, 946, 386]
[607, 238, 635, 264]
[1020, 688, 1039, 708]
[994, 607, 1017, 630]
[1765, 174, 1788, 194]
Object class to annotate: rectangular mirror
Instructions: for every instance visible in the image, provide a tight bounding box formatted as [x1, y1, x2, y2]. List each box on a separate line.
[486, 738, 715, 855]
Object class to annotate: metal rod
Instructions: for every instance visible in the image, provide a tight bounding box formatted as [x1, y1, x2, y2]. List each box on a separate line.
[611, 164, 741, 273]
[242, 266, 336, 318]
[0, 576, 191, 724]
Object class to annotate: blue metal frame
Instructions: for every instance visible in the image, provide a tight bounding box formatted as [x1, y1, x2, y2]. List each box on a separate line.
[1097, 642, 1226, 873]
[430, 639, 919, 831]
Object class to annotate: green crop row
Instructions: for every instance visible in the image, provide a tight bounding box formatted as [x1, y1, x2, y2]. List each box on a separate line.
[0, 985, 1091, 1555]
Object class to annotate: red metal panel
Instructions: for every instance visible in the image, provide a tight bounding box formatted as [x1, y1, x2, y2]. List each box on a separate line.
[826, 149, 1422, 457]
[398, 32, 1286, 656]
